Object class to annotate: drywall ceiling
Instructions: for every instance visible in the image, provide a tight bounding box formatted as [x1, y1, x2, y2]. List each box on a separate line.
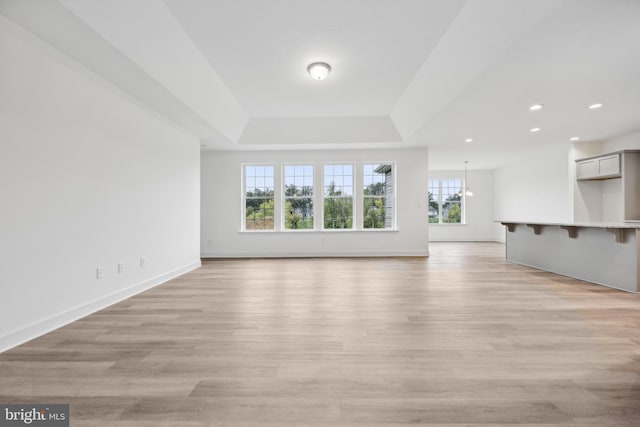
[1, 0, 639, 170]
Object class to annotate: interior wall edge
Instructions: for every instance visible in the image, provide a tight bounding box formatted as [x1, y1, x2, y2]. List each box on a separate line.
[0, 260, 201, 354]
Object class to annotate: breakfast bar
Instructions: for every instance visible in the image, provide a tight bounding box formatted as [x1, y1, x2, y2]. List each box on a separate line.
[499, 221, 640, 292]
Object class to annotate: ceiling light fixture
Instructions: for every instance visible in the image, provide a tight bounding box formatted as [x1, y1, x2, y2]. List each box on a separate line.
[570, 136, 580, 141]
[529, 104, 543, 111]
[530, 127, 541, 133]
[458, 160, 474, 197]
[307, 62, 331, 80]
[588, 103, 603, 109]
[465, 138, 473, 143]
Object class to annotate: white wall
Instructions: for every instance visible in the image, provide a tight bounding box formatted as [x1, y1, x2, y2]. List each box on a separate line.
[0, 16, 201, 351]
[601, 131, 640, 152]
[571, 140, 605, 222]
[493, 145, 572, 241]
[428, 170, 498, 241]
[600, 132, 640, 222]
[201, 148, 429, 257]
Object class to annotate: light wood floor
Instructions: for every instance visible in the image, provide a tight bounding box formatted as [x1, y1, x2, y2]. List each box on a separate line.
[2, 242, 640, 426]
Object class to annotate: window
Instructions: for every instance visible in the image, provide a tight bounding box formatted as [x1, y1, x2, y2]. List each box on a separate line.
[241, 161, 400, 232]
[428, 179, 463, 224]
[323, 164, 353, 229]
[283, 164, 314, 230]
[363, 163, 394, 229]
[244, 165, 275, 230]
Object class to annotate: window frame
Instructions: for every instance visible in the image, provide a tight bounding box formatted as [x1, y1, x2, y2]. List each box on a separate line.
[282, 163, 315, 231]
[242, 163, 276, 232]
[362, 162, 396, 230]
[321, 162, 355, 230]
[428, 178, 466, 225]
[239, 161, 402, 233]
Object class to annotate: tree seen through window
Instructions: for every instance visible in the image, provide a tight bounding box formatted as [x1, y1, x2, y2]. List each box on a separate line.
[245, 165, 275, 230]
[428, 179, 463, 224]
[284, 164, 314, 229]
[323, 164, 353, 229]
[363, 163, 393, 229]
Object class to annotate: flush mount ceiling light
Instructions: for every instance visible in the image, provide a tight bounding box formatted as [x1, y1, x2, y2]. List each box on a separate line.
[570, 136, 580, 141]
[588, 103, 603, 109]
[529, 104, 544, 111]
[464, 138, 473, 143]
[307, 62, 331, 80]
[530, 127, 541, 133]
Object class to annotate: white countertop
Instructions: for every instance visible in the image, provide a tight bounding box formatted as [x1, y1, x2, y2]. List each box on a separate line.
[496, 220, 640, 229]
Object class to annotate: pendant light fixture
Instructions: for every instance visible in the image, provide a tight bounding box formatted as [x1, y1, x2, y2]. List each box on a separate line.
[464, 161, 474, 196]
[459, 160, 474, 197]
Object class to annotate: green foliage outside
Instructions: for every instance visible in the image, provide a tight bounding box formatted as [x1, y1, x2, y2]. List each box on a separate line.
[284, 184, 313, 229]
[285, 200, 314, 229]
[245, 198, 274, 219]
[428, 191, 439, 223]
[364, 182, 385, 196]
[429, 191, 462, 224]
[443, 203, 461, 223]
[363, 197, 385, 228]
[363, 181, 387, 229]
[245, 189, 275, 229]
[443, 193, 462, 223]
[324, 182, 352, 229]
[324, 198, 353, 229]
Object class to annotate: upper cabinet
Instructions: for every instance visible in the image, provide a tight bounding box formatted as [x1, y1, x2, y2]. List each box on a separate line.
[575, 150, 640, 222]
[576, 153, 620, 180]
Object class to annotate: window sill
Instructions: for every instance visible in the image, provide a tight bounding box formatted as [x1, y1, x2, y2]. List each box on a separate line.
[429, 223, 467, 226]
[240, 228, 399, 233]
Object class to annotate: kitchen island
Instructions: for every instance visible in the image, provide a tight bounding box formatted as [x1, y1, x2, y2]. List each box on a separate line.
[499, 221, 640, 293]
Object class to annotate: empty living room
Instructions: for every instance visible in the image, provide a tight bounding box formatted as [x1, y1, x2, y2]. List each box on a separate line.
[1, 0, 640, 425]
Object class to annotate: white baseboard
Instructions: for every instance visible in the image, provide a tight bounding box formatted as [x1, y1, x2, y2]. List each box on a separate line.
[428, 237, 502, 242]
[201, 249, 429, 258]
[0, 260, 201, 353]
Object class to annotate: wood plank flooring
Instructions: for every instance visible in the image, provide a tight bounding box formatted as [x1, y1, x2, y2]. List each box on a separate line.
[2, 242, 640, 426]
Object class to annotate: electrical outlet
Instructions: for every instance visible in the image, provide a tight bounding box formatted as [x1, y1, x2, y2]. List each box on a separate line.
[96, 268, 104, 280]
[140, 257, 146, 268]
[118, 263, 125, 274]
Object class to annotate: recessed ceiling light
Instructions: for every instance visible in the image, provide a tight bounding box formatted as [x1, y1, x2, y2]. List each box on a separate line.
[464, 138, 473, 143]
[530, 127, 541, 133]
[307, 62, 331, 80]
[570, 136, 580, 141]
[529, 104, 543, 111]
[588, 103, 603, 109]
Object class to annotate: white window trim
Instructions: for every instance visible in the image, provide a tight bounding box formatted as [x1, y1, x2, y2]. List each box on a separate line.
[239, 161, 401, 233]
[428, 177, 467, 225]
[321, 162, 355, 231]
[241, 163, 277, 232]
[361, 161, 397, 230]
[281, 163, 316, 231]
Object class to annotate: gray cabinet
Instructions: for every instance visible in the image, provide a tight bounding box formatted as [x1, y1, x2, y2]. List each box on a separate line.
[575, 150, 640, 221]
[576, 153, 620, 180]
